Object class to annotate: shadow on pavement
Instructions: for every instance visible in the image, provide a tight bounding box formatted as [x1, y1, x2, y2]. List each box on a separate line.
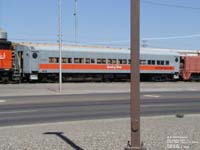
[44, 132, 84, 150]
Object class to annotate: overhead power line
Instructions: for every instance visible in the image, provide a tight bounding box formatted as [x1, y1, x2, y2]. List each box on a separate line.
[81, 34, 200, 44]
[142, 0, 200, 11]
[10, 33, 200, 45]
[143, 34, 200, 41]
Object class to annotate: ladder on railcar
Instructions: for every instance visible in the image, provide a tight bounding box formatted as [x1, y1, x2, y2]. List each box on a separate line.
[11, 46, 21, 82]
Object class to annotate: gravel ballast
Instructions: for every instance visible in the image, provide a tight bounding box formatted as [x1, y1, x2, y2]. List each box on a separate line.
[0, 115, 199, 150]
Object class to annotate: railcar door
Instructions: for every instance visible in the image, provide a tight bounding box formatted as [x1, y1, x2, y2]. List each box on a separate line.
[31, 51, 39, 71]
[17, 51, 23, 73]
[30, 51, 39, 80]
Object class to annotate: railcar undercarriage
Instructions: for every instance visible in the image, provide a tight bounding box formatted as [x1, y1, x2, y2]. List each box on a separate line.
[21, 73, 176, 83]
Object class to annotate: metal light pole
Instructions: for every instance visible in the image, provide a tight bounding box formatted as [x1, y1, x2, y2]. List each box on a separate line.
[74, 0, 78, 44]
[129, 0, 141, 149]
[58, 0, 63, 92]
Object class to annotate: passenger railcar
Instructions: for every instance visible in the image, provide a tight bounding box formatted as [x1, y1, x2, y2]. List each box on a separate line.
[14, 44, 180, 82]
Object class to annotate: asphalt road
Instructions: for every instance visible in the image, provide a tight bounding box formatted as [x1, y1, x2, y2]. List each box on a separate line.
[0, 91, 200, 126]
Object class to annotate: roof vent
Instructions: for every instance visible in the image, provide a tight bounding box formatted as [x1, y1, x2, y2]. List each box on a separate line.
[0, 28, 7, 40]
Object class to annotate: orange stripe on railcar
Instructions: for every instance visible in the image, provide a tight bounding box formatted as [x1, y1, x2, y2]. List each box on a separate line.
[39, 64, 175, 71]
[140, 65, 174, 70]
[0, 50, 12, 69]
[40, 64, 130, 70]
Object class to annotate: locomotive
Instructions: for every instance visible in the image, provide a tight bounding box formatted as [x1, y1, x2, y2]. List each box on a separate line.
[0, 29, 13, 83]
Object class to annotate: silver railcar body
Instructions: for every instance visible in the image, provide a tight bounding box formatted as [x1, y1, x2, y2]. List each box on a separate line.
[15, 44, 180, 81]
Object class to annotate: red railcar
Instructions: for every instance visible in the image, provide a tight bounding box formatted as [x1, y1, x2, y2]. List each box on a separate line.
[180, 55, 200, 81]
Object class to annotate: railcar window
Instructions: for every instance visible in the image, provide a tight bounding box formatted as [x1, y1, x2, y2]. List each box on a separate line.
[74, 58, 84, 63]
[68, 58, 72, 63]
[175, 57, 179, 62]
[91, 58, 95, 64]
[166, 61, 169, 65]
[140, 60, 146, 65]
[53, 58, 59, 63]
[86, 58, 90, 64]
[128, 59, 131, 64]
[57, 58, 60, 63]
[74, 58, 79, 63]
[108, 59, 117, 64]
[62, 58, 67, 63]
[118, 59, 127, 64]
[161, 60, 164, 65]
[102, 59, 106, 64]
[112, 59, 117, 64]
[97, 58, 101, 64]
[32, 52, 38, 59]
[97, 58, 107, 64]
[157, 60, 161, 65]
[81, 58, 84, 63]
[122, 59, 127, 64]
[147, 60, 155, 65]
[49, 57, 54, 63]
[62, 58, 72, 63]
[53, 57, 59, 63]
[108, 59, 112, 64]
[118, 59, 123, 64]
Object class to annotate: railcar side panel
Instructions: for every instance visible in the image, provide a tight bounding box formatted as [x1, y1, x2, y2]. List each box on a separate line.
[180, 56, 200, 80]
[0, 50, 12, 69]
[0, 40, 13, 83]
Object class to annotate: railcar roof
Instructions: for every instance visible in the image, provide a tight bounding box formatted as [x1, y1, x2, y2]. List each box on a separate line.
[19, 43, 180, 56]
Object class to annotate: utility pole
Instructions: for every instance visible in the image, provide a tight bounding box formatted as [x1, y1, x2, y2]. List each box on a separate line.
[74, 0, 78, 44]
[58, 0, 62, 93]
[126, 0, 141, 149]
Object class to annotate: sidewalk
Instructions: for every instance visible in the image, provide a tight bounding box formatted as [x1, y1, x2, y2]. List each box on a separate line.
[0, 82, 200, 97]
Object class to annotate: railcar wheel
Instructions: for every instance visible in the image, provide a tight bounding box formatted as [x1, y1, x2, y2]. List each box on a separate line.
[2, 77, 9, 84]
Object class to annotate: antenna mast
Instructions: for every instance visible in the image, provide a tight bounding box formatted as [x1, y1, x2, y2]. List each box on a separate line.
[58, 0, 62, 92]
[142, 40, 148, 48]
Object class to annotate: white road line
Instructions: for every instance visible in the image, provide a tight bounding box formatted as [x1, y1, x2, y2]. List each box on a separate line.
[144, 95, 160, 98]
[189, 89, 197, 91]
[0, 100, 6, 103]
[142, 104, 175, 107]
[0, 110, 39, 114]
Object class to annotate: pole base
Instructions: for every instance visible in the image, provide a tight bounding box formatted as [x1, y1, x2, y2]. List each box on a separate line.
[124, 141, 147, 150]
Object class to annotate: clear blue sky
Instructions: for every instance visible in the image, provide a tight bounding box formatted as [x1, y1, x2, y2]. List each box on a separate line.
[1, 0, 200, 50]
